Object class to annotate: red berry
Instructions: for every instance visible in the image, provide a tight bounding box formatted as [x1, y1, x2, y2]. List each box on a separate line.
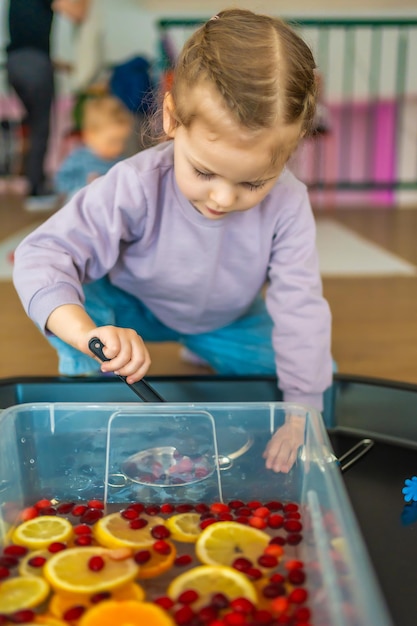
[88, 556, 105, 572]
[288, 588, 308, 604]
[253, 507, 270, 519]
[20, 506, 38, 521]
[235, 507, 251, 517]
[269, 536, 286, 546]
[0, 556, 18, 568]
[235, 516, 249, 525]
[283, 520, 302, 533]
[175, 554, 193, 567]
[211, 593, 229, 609]
[128, 503, 145, 514]
[174, 605, 195, 625]
[154, 596, 175, 610]
[57, 501, 75, 514]
[48, 542, 66, 553]
[270, 573, 285, 584]
[176, 504, 194, 513]
[232, 557, 252, 572]
[151, 525, 171, 540]
[284, 511, 301, 519]
[121, 508, 139, 520]
[145, 505, 160, 516]
[258, 554, 278, 568]
[87, 499, 104, 510]
[80, 508, 103, 525]
[160, 503, 175, 514]
[268, 514, 284, 529]
[245, 567, 262, 580]
[74, 523, 92, 536]
[293, 607, 311, 621]
[265, 501, 282, 511]
[198, 606, 218, 622]
[134, 550, 151, 564]
[283, 502, 299, 512]
[248, 516, 267, 529]
[178, 589, 199, 604]
[0, 567, 9, 580]
[10, 609, 35, 623]
[210, 502, 230, 515]
[75, 535, 93, 546]
[262, 583, 285, 599]
[230, 597, 254, 614]
[130, 518, 148, 530]
[200, 518, 216, 530]
[288, 569, 306, 585]
[228, 500, 245, 509]
[35, 498, 51, 510]
[253, 609, 273, 624]
[247, 500, 262, 509]
[224, 611, 246, 626]
[287, 533, 302, 545]
[90, 591, 111, 604]
[28, 556, 47, 568]
[195, 503, 209, 514]
[153, 540, 171, 555]
[218, 512, 234, 521]
[72, 504, 88, 517]
[38, 506, 57, 516]
[0, 615, 8, 625]
[3, 545, 28, 557]
[63, 606, 86, 621]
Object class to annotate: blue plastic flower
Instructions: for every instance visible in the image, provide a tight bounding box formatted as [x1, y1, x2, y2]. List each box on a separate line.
[402, 476, 417, 502]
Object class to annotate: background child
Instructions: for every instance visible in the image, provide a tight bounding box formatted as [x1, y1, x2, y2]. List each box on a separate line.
[55, 95, 133, 198]
[13, 9, 333, 472]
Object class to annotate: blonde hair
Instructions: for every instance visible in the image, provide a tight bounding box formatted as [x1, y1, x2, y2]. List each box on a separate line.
[170, 9, 317, 134]
[82, 96, 133, 132]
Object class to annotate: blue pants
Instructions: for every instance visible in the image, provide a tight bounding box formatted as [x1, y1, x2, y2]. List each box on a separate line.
[48, 277, 276, 377]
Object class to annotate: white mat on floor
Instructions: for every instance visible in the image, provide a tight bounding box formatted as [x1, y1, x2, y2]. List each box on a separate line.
[1, 218, 416, 280]
[316, 219, 417, 277]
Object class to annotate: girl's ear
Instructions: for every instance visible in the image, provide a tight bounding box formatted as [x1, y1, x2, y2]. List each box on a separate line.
[163, 92, 177, 138]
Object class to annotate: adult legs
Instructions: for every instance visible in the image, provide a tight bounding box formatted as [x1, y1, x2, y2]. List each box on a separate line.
[6, 48, 54, 195]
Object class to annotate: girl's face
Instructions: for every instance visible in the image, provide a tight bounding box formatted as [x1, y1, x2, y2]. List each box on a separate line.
[163, 85, 302, 220]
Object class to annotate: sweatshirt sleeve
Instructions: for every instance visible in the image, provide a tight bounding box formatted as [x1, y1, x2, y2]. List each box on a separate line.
[13, 161, 146, 333]
[265, 184, 332, 411]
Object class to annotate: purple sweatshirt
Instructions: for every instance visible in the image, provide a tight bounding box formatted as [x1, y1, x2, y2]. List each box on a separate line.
[13, 141, 332, 408]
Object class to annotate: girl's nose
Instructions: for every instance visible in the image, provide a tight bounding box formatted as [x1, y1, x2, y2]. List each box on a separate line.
[209, 182, 236, 209]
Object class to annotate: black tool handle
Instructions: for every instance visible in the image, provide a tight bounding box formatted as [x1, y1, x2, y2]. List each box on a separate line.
[88, 337, 165, 403]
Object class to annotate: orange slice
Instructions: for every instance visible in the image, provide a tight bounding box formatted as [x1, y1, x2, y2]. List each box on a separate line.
[43, 547, 139, 594]
[0, 576, 50, 613]
[93, 512, 165, 549]
[137, 540, 177, 579]
[165, 513, 202, 542]
[168, 565, 257, 608]
[12, 516, 73, 550]
[49, 582, 146, 618]
[195, 521, 269, 566]
[79, 600, 175, 626]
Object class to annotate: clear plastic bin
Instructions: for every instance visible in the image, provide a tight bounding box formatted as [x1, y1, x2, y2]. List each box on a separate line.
[0, 402, 391, 625]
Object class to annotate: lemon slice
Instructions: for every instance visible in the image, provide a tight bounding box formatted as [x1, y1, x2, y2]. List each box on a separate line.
[49, 582, 146, 618]
[12, 516, 73, 550]
[93, 512, 165, 549]
[0, 576, 50, 613]
[18, 549, 51, 577]
[168, 565, 257, 607]
[44, 547, 139, 594]
[195, 521, 269, 566]
[165, 513, 202, 543]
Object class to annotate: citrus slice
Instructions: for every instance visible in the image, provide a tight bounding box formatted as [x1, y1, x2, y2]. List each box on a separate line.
[137, 541, 177, 579]
[195, 521, 269, 566]
[168, 565, 257, 607]
[12, 516, 73, 550]
[0, 576, 50, 613]
[165, 513, 202, 543]
[49, 582, 146, 618]
[18, 549, 51, 577]
[31, 616, 68, 626]
[93, 512, 165, 550]
[79, 600, 175, 626]
[44, 547, 139, 594]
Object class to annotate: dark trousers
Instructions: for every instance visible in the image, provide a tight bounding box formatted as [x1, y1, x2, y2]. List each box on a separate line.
[6, 47, 54, 194]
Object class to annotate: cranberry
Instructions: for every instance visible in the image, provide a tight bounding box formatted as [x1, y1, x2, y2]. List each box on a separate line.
[230, 597, 254, 614]
[0, 615, 8, 625]
[88, 555, 105, 572]
[10, 609, 35, 623]
[63, 606, 86, 621]
[288, 588, 308, 604]
[20, 506, 38, 521]
[210, 503, 230, 515]
[247, 500, 262, 509]
[175, 554, 193, 567]
[248, 516, 267, 530]
[211, 593, 230, 609]
[224, 611, 246, 626]
[38, 506, 57, 516]
[3, 545, 28, 557]
[253, 507, 270, 519]
[151, 525, 170, 540]
[153, 540, 171, 555]
[218, 512, 234, 521]
[269, 536, 286, 546]
[80, 508, 103, 525]
[74, 523, 92, 535]
[245, 567, 262, 580]
[87, 499, 104, 510]
[0, 556, 18, 568]
[268, 514, 284, 529]
[235, 507, 251, 517]
[174, 605, 195, 625]
[285, 511, 301, 520]
[176, 504, 194, 513]
[253, 609, 273, 624]
[270, 573, 285, 584]
[228, 500, 245, 509]
[0, 567, 10, 580]
[288, 569, 306, 585]
[262, 583, 285, 599]
[154, 596, 175, 610]
[258, 554, 278, 568]
[199, 512, 214, 521]
[128, 502, 145, 514]
[121, 508, 139, 520]
[160, 503, 175, 514]
[28, 556, 47, 568]
[264, 545, 283, 558]
[48, 542, 66, 553]
[232, 557, 252, 572]
[57, 501, 75, 514]
[130, 518, 148, 530]
[75, 535, 93, 546]
[35, 498, 51, 510]
[293, 607, 311, 621]
[195, 503, 209, 514]
[90, 591, 112, 604]
[72, 504, 88, 517]
[200, 518, 216, 530]
[134, 550, 151, 564]
[145, 504, 160, 515]
[198, 606, 218, 622]
[287, 533, 302, 545]
[283, 520, 302, 533]
[235, 516, 249, 525]
[178, 589, 199, 604]
[265, 501, 283, 511]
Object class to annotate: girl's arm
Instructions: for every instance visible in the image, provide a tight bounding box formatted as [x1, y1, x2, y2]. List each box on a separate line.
[46, 304, 151, 383]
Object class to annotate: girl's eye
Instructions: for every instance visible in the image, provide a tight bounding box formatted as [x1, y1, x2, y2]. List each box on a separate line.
[244, 182, 266, 192]
[193, 168, 214, 180]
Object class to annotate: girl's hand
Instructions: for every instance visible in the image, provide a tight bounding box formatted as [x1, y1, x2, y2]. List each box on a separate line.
[262, 414, 305, 473]
[86, 326, 151, 384]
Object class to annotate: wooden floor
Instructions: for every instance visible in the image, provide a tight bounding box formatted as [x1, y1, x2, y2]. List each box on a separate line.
[2, 190, 417, 385]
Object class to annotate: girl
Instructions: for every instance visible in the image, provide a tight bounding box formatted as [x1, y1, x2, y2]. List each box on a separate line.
[13, 9, 333, 472]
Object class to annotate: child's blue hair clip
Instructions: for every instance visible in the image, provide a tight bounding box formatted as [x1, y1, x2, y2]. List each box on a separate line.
[402, 476, 417, 502]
